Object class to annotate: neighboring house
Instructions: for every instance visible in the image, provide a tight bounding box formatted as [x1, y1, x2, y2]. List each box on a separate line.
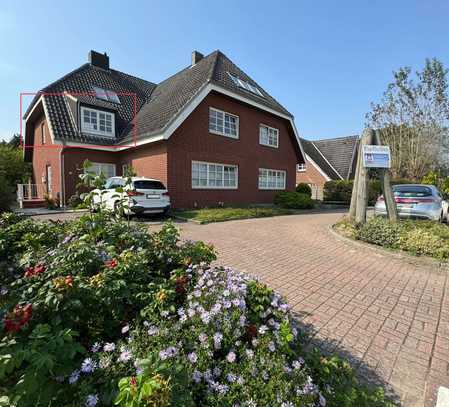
[21, 50, 305, 209]
[296, 135, 359, 200]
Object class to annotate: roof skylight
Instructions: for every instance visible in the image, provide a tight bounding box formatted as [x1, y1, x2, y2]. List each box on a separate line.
[92, 86, 121, 104]
[227, 72, 264, 97]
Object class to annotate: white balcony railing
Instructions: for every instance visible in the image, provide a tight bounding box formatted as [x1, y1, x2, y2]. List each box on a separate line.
[17, 184, 48, 208]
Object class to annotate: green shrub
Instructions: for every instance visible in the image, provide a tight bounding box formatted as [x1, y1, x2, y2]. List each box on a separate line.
[274, 191, 314, 209]
[324, 180, 353, 203]
[324, 179, 414, 204]
[344, 216, 449, 260]
[295, 182, 312, 197]
[356, 217, 406, 247]
[0, 178, 14, 213]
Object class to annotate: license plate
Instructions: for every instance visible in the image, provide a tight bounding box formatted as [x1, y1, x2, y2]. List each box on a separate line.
[147, 194, 160, 199]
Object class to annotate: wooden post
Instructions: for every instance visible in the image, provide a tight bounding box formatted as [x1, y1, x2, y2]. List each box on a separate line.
[349, 129, 373, 223]
[373, 131, 398, 221]
[349, 140, 361, 220]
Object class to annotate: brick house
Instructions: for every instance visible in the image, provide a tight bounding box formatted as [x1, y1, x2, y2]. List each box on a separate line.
[22, 50, 305, 209]
[296, 136, 359, 200]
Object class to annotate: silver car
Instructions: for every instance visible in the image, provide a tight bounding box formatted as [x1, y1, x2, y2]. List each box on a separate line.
[374, 184, 447, 222]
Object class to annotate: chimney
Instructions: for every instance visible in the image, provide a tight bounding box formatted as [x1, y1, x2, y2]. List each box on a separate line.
[191, 50, 204, 66]
[88, 50, 109, 70]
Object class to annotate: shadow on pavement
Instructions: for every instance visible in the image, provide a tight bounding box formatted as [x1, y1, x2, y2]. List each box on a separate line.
[292, 309, 400, 405]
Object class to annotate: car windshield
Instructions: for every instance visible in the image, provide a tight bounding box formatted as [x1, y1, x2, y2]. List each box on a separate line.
[133, 180, 166, 190]
[393, 185, 432, 197]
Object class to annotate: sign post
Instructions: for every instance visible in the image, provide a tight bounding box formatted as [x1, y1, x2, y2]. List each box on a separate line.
[349, 128, 397, 223]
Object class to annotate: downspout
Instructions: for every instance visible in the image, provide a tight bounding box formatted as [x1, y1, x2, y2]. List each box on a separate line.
[59, 142, 66, 207]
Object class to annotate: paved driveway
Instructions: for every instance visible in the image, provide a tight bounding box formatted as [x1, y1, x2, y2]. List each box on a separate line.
[172, 211, 449, 407]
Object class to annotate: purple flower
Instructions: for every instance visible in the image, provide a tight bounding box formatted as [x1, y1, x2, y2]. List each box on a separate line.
[90, 342, 101, 353]
[213, 366, 222, 377]
[200, 311, 211, 324]
[69, 369, 80, 384]
[232, 299, 240, 307]
[223, 300, 232, 309]
[85, 394, 99, 407]
[268, 341, 276, 352]
[226, 351, 236, 363]
[103, 342, 115, 352]
[227, 373, 236, 382]
[81, 358, 96, 373]
[121, 325, 129, 334]
[192, 370, 202, 383]
[159, 346, 177, 360]
[147, 326, 159, 336]
[213, 332, 223, 349]
[118, 349, 132, 362]
[199, 333, 208, 343]
[0, 287, 8, 296]
[187, 352, 198, 363]
[319, 393, 326, 406]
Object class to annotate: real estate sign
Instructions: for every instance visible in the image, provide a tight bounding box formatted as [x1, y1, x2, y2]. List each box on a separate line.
[362, 145, 391, 168]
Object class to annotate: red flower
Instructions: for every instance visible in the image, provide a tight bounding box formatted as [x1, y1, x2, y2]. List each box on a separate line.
[130, 376, 137, 389]
[4, 304, 33, 333]
[246, 324, 258, 339]
[175, 276, 188, 295]
[65, 275, 73, 287]
[24, 264, 46, 278]
[104, 259, 118, 269]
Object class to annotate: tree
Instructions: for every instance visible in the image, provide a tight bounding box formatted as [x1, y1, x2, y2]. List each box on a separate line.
[366, 58, 449, 180]
[0, 144, 30, 186]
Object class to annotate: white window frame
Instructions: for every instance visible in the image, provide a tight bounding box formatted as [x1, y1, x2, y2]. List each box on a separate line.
[259, 124, 279, 148]
[258, 168, 286, 190]
[85, 162, 116, 178]
[80, 106, 115, 137]
[191, 160, 238, 189]
[209, 107, 239, 139]
[297, 163, 306, 172]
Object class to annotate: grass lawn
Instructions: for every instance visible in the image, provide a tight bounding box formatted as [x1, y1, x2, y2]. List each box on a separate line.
[173, 206, 296, 223]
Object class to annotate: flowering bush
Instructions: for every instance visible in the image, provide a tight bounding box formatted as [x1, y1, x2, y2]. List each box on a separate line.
[0, 211, 393, 406]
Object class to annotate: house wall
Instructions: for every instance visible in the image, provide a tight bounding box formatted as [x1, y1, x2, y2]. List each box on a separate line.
[167, 92, 300, 208]
[118, 141, 168, 185]
[296, 158, 329, 200]
[62, 148, 119, 201]
[31, 114, 63, 202]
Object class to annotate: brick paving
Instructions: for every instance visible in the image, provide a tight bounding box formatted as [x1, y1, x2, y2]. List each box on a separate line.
[172, 211, 449, 407]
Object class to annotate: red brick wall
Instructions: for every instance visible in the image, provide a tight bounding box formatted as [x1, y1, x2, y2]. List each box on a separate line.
[31, 114, 62, 201]
[118, 141, 168, 185]
[62, 148, 119, 201]
[296, 158, 329, 200]
[167, 92, 301, 208]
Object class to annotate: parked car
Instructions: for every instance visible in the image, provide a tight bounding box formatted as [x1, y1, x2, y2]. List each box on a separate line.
[375, 184, 448, 222]
[92, 177, 170, 215]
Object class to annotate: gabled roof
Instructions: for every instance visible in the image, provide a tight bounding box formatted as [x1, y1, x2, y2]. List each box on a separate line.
[301, 135, 359, 180]
[24, 63, 156, 145]
[25, 50, 293, 147]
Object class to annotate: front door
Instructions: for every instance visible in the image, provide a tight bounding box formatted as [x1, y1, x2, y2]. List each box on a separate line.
[46, 165, 52, 195]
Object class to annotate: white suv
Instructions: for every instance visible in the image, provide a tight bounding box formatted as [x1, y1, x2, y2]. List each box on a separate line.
[92, 176, 170, 215]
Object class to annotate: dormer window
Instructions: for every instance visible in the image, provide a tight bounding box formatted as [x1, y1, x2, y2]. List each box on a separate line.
[92, 86, 121, 104]
[227, 72, 264, 98]
[81, 106, 115, 137]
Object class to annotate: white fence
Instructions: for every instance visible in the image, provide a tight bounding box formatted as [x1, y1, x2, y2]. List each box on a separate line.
[17, 184, 47, 208]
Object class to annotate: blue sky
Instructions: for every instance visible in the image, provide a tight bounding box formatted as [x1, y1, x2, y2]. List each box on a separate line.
[1, 0, 448, 142]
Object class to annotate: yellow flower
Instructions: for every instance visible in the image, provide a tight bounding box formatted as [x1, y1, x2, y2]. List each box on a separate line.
[89, 273, 105, 287]
[156, 289, 167, 303]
